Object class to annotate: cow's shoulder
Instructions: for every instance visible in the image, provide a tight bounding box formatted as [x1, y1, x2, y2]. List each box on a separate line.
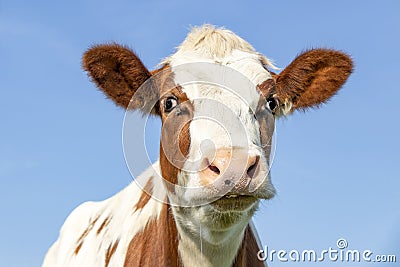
[43, 161, 166, 267]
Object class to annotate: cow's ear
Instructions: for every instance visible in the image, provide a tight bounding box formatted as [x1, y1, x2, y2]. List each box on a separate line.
[82, 44, 159, 114]
[272, 49, 353, 115]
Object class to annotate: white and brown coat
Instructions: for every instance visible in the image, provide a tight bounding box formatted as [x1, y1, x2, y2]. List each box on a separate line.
[43, 25, 352, 267]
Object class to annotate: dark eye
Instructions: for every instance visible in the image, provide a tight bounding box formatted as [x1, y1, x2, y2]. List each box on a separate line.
[266, 97, 278, 113]
[164, 96, 178, 112]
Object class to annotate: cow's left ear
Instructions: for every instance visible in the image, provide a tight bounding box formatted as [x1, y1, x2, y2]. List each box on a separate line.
[271, 49, 353, 115]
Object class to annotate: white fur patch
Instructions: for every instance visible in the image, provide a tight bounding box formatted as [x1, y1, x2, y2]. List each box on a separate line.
[162, 24, 276, 69]
[163, 25, 275, 267]
[163, 25, 276, 204]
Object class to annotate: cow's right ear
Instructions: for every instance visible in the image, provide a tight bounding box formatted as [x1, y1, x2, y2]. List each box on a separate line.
[82, 44, 159, 114]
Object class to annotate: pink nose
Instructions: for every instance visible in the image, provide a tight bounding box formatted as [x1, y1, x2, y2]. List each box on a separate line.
[199, 148, 260, 190]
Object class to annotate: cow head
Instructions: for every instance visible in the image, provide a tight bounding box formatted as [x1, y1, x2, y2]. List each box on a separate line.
[83, 26, 352, 240]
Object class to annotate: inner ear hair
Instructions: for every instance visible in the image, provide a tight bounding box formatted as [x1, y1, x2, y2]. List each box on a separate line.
[275, 48, 353, 112]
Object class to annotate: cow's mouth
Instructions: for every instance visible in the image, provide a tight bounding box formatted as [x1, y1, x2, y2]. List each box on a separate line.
[210, 194, 258, 211]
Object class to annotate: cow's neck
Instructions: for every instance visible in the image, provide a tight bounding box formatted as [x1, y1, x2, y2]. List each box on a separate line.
[171, 205, 251, 267]
[124, 202, 182, 267]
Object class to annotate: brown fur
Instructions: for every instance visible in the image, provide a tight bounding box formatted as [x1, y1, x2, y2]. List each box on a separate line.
[178, 121, 191, 158]
[159, 146, 180, 185]
[105, 239, 119, 267]
[233, 225, 265, 267]
[82, 44, 158, 113]
[257, 78, 276, 98]
[74, 242, 83, 255]
[273, 49, 353, 111]
[96, 216, 111, 235]
[134, 176, 154, 211]
[74, 215, 100, 255]
[124, 203, 182, 267]
[159, 84, 193, 186]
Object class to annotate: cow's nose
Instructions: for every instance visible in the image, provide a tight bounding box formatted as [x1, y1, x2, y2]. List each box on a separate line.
[200, 148, 260, 187]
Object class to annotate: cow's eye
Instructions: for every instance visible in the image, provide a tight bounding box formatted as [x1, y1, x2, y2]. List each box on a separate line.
[164, 96, 178, 112]
[266, 97, 278, 113]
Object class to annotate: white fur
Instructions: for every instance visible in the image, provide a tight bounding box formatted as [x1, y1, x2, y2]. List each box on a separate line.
[164, 26, 276, 204]
[175, 215, 251, 267]
[163, 25, 275, 266]
[161, 24, 276, 69]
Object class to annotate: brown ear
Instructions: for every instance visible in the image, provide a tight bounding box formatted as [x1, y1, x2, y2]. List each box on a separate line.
[273, 49, 353, 113]
[82, 44, 158, 113]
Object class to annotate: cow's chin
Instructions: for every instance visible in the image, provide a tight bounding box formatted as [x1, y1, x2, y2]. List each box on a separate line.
[209, 194, 259, 212]
[194, 198, 260, 231]
[170, 190, 260, 230]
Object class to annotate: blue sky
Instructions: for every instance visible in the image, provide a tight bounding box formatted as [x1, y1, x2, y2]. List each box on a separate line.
[1, 0, 399, 266]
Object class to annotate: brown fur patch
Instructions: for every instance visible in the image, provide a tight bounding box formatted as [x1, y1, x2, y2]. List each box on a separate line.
[178, 120, 191, 157]
[274, 49, 353, 110]
[123, 203, 182, 267]
[74, 242, 83, 256]
[158, 78, 193, 185]
[74, 215, 100, 255]
[257, 78, 277, 98]
[159, 148, 179, 185]
[82, 44, 158, 113]
[233, 224, 265, 267]
[105, 239, 119, 267]
[134, 176, 154, 211]
[96, 216, 111, 235]
[153, 64, 176, 94]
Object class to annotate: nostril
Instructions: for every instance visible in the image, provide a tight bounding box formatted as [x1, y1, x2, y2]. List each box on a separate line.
[208, 164, 221, 175]
[247, 156, 260, 178]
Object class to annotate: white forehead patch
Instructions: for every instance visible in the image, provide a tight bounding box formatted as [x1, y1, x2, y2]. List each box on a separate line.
[168, 49, 272, 87]
[169, 61, 267, 152]
[161, 24, 274, 151]
[161, 25, 274, 106]
[170, 58, 268, 108]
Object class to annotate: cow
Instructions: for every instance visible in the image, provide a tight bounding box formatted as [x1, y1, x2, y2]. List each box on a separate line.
[43, 25, 353, 267]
